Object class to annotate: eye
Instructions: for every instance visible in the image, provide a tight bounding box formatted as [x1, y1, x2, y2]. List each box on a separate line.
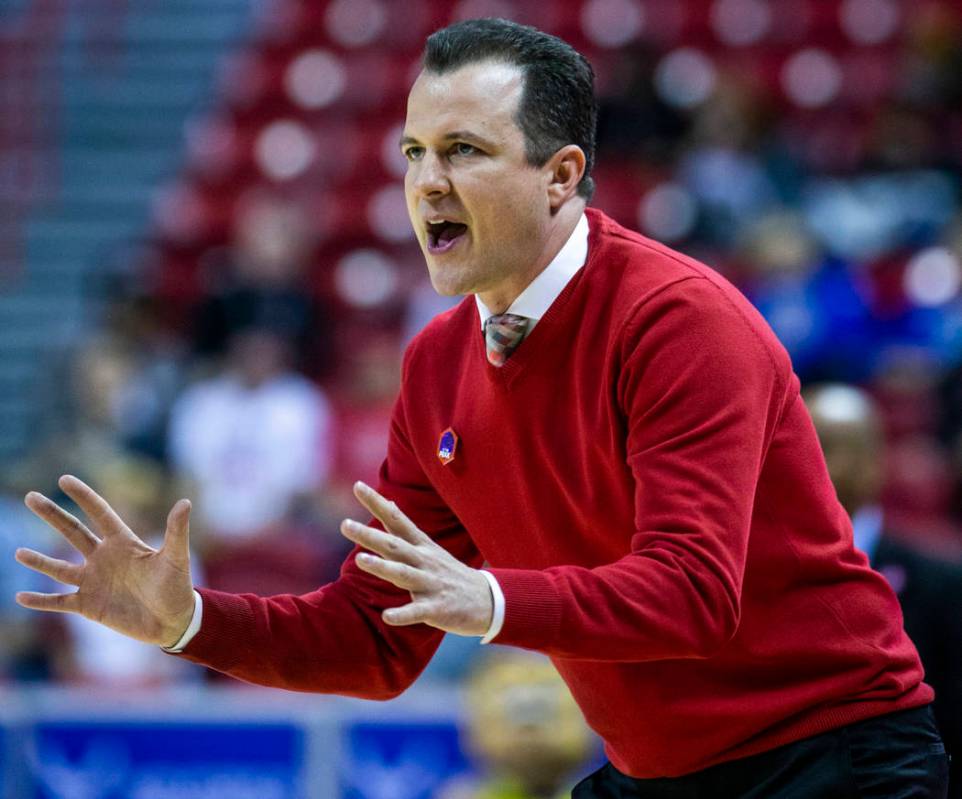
[403, 146, 424, 162]
[452, 142, 478, 157]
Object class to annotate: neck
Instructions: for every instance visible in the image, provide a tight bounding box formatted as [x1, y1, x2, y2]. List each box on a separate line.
[477, 200, 585, 314]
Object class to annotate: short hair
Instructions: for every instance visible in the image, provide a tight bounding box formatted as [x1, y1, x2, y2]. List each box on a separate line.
[423, 18, 597, 201]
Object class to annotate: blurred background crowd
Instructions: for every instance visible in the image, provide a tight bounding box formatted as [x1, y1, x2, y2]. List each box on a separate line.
[1, 0, 961, 796]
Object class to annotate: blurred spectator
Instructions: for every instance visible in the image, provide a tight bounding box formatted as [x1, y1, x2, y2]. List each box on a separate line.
[91, 247, 192, 463]
[9, 333, 147, 495]
[440, 650, 598, 799]
[167, 319, 333, 540]
[679, 76, 780, 248]
[805, 383, 962, 797]
[595, 47, 688, 166]
[870, 351, 962, 545]
[737, 211, 876, 382]
[192, 191, 334, 379]
[167, 305, 344, 609]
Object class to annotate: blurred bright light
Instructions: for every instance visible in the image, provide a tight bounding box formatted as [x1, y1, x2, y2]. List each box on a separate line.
[839, 0, 899, 45]
[335, 250, 400, 308]
[581, 0, 645, 48]
[382, 121, 408, 179]
[325, 0, 386, 47]
[710, 0, 772, 46]
[285, 49, 347, 110]
[638, 183, 698, 242]
[803, 179, 894, 260]
[782, 49, 842, 108]
[654, 48, 717, 109]
[254, 120, 316, 181]
[903, 247, 962, 307]
[368, 184, 412, 242]
[807, 385, 874, 424]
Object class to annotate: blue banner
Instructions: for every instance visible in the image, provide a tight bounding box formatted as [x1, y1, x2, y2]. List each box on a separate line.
[25, 721, 305, 799]
[340, 721, 472, 799]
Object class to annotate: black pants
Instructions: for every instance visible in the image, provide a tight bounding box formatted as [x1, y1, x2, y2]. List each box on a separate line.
[573, 705, 949, 798]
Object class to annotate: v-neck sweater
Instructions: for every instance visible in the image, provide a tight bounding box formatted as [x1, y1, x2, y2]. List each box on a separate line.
[178, 208, 931, 778]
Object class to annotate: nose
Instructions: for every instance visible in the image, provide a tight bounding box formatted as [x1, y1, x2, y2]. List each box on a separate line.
[410, 150, 450, 198]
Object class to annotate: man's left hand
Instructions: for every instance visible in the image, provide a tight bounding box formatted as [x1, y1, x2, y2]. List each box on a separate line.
[340, 482, 493, 636]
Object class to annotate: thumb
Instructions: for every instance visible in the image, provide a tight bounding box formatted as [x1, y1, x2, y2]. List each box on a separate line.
[162, 499, 192, 567]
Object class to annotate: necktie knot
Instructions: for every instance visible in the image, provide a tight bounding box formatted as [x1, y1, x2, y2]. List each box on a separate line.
[484, 313, 530, 367]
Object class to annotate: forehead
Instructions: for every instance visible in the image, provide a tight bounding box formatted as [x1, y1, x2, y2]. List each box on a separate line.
[404, 60, 525, 140]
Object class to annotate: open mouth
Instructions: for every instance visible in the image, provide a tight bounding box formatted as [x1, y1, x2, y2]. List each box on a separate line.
[426, 220, 468, 254]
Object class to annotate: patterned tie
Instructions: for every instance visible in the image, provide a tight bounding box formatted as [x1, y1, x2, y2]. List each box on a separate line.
[484, 313, 530, 367]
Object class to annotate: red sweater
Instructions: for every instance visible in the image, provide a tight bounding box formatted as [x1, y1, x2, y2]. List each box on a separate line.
[179, 209, 931, 778]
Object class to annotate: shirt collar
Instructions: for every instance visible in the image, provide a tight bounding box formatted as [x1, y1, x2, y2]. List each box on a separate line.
[851, 504, 884, 560]
[476, 212, 589, 329]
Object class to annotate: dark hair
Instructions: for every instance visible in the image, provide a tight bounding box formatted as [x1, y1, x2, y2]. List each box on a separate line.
[423, 18, 597, 201]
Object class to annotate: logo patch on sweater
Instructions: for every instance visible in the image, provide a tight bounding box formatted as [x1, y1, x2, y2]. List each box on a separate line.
[437, 427, 459, 465]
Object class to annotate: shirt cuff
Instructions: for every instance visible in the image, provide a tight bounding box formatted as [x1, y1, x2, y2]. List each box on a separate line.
[479, 569, 505, 644]
[161, 590, 203, 653]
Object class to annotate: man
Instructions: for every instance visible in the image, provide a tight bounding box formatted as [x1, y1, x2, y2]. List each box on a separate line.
[806, 383, 962, 798]
[15, 19, 949, 798]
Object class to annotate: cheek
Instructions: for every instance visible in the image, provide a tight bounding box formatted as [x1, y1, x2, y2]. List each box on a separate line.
[484, 193, 540, 244]
[462, 168, 544, 248]
[503, 172, 546, 214]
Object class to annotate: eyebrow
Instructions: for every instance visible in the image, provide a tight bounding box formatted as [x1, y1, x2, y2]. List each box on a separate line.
[399, 130, 497, 150]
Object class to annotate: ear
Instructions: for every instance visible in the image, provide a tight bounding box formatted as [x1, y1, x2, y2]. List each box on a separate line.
[545, 144, 587, 210]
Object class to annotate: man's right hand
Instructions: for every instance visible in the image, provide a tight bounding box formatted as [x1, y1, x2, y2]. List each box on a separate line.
[15, 474, 196, 649]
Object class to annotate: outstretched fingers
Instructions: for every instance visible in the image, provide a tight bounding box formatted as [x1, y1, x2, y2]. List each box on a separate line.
[355, 552, 432, 591]
[24, 491, 100, 556]
[341, 519, 420, 564]
[58, 475, 128, 537]
[15, 548, 83, 586]
[15, 590, 81, 614]
[353, 482, 426, 545]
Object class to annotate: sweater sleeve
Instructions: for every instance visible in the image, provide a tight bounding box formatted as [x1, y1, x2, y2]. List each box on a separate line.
[487, 277, 788, 661]
[173, 355, 483, 698]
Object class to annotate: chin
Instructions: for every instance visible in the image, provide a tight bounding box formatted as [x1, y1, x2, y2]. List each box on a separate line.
[427, 264, 475, 297]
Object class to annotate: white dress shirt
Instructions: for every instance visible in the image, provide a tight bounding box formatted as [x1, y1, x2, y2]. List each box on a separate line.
[165, 213, 590, 653]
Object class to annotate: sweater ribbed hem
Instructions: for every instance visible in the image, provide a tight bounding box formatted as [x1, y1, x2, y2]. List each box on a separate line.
[173, 588, 258, 672]
[485, 568, 563, 650]
[607, 683, 936, 778]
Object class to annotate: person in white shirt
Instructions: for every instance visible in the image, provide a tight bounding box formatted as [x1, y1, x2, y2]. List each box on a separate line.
[168, 321, 332, 539]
